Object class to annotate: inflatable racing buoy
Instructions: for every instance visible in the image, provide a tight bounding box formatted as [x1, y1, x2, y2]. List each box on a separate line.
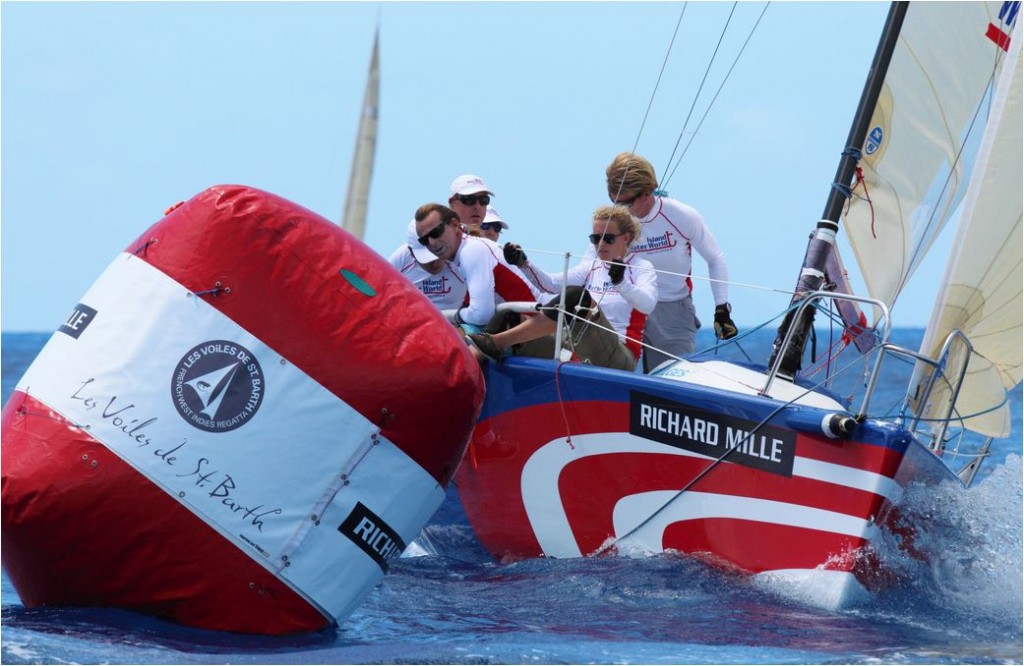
[1, 185, 484, 634]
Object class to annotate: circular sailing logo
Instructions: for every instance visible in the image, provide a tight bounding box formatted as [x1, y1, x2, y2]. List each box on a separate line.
[864, 125, 884, 156]
[171, 340, 265, 432]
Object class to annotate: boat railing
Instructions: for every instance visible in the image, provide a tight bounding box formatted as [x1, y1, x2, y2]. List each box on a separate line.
[875, 328, 990, 485]
[761, 290, 892, 407]
[904, 329, 974, 452]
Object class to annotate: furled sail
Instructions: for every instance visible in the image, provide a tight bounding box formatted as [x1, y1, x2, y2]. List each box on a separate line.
[842, 2, 1016, 310]
[340, 28, 380, 240]
[912, 14, 1022, 438]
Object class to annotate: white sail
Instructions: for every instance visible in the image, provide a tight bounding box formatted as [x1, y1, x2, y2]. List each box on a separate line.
[913, 15, 1022, 439]
[843, 2, 1015, 309]
[340, 28, 380, 240]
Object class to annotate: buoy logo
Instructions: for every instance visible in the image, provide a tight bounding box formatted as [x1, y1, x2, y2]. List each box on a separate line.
[171, 340, 264, 432]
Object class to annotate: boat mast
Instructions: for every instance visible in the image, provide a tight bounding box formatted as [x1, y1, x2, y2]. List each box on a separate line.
[768, 2, 909, 378]
[340, 26, 380, 240]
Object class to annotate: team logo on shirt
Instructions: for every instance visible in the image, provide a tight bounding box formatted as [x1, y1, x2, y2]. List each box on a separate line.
[420, 275, 452, 295]
[170, 340, 265, 432]
[631, 231, 678, 252]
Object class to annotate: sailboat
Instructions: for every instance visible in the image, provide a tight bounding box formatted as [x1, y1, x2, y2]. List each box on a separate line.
[454, 1, 1021, 608]
[340, 27, 380, 240]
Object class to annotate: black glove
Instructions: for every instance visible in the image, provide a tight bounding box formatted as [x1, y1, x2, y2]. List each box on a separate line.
[503, 242, 527, 267]
[608, 258, 625, 285]
[713, 303, 738, 340]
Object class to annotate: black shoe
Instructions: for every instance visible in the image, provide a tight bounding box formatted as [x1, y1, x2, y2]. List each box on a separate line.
[467, 333, 502, 363]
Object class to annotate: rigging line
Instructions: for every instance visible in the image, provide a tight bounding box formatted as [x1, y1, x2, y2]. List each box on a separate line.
[591, 391, 799, 557]
[665, 1, 771, 186]
[628, 4, 688, 159]
[660, 1, 739, 182]
[527, 248, 800, 297]
[610, 5, 690, 207]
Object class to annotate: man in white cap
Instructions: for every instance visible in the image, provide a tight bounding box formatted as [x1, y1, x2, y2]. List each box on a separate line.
[412, 202, 543, 333]
[478, 206, 509, 243]
[448, 174, 493, 237]
[387, 218, 467, 311]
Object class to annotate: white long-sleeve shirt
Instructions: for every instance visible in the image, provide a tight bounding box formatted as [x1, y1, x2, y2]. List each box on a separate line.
[521, 253, 657, 360]
[631, 196, 729, 305]
[387, 245, 468, 311]
[451, 234, 543, 326]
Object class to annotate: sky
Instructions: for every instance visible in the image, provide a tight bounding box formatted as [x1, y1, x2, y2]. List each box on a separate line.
[3, 1, 956, 333]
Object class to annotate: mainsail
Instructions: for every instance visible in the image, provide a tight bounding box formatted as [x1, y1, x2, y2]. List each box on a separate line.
[912, 13, 1022, 438]
[340, 28, 380, 240]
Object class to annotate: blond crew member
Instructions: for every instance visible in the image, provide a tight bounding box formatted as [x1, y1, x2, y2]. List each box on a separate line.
[473, 205, 658, 371]
[606, 152, 737, 372]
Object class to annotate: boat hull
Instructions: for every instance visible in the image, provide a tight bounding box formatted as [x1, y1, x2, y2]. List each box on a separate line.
[456, 357, 951, 606]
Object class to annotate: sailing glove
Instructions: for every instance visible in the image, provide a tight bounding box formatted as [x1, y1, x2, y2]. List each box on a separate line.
[503, 242, 527, 268]
[713, 303, 738, 340]
[608, 258, 626, 285]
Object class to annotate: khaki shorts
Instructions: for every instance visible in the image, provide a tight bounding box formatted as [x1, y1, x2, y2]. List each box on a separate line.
[565, 307, 637, 371]
[508, 307, 637, 371]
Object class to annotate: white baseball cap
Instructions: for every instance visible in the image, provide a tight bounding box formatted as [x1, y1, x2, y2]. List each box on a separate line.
[482, 206, 509, 230]
[449, 174, 494, 198]
[406, 218, 440, 263]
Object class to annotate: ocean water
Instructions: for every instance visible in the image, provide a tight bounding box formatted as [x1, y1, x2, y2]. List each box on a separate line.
[2, 330, 1021, 665]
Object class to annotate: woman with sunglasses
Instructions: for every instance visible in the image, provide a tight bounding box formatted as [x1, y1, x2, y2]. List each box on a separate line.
[467, 205, 657, 371]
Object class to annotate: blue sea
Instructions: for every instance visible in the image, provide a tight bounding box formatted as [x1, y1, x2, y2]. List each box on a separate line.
[2, 329, 1021, 665]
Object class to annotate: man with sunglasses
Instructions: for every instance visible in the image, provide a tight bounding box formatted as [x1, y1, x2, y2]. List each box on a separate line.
[448, 174, 493, 237]
[388, 219, 468, 311]
[412, 202, 541, 333]
[478, 206, 509, 242]
[606, 152, 737, 372]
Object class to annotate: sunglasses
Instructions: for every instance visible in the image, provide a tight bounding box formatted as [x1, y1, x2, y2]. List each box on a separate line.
[480, 222, 502, 232]
[417, 221, 448, 245]
[612, 193, 641, 207]
[454, 194, 491, 207]
[590, 232, 625, 245]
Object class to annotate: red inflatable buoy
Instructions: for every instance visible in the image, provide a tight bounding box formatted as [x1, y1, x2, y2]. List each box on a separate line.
[1, 185, 484, 634]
